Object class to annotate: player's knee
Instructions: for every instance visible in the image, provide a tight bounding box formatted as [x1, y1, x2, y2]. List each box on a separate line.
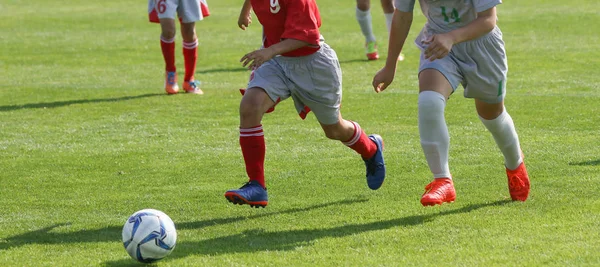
[418, 91, 446, 113]
[181, 28, 196, 42]
[239, 103, 258, 117]
[239, 100, 264, 121]
[356, 0, 370, 11]
[161, 29, 176, 40]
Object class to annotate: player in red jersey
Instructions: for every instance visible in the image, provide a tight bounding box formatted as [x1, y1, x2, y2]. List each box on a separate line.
[148, 0, 209, 94]
[224, 0, 387, 208]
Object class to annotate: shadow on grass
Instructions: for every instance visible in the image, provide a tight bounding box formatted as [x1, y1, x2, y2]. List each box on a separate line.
[0, 197, 368, 252]
[569, 159, 600, 166]
[196, 67, 248, 74]
[0, 93, 163, 112]
[339, 58, 371, 64]
[103, 200, 511, 265]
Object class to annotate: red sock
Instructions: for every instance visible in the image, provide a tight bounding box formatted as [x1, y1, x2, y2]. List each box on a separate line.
[240, 125, 266, 188]
[160, 36, 176, 72]
[342, 121, 377, 159]
[183, 39, 198, 82]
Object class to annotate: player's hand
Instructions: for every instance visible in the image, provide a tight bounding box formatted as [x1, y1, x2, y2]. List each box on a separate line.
[238, 12, 252, 30]
[372, 67, 395, 93]
[423, 33, 454, 61]
[240, 48, 275, 69]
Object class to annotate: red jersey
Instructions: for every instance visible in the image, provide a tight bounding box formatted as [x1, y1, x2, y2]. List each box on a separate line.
[250, 0, 321, 57]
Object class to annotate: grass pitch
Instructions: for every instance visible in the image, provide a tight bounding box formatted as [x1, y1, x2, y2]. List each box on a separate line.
[0, 0, 599, 266]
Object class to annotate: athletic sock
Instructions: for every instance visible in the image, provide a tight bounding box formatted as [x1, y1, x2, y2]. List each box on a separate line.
[240, 125, 266, 188]
[160, 36, 176, 72]
[384, 12, 393, 33]
[418, 91, 451, 179]
[479, 108, 523, 170]
[355, 8, 376, 43]
[342, 121, 378, 160]
[183, 39, 198, 82]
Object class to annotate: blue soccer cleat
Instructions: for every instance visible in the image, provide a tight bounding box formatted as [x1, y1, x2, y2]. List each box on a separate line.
[364, 134, 386, 190]
[224, 181, 268, 208]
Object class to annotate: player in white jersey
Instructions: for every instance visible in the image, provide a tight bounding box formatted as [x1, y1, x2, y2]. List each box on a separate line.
[355, 0, 405, 61]
[148, 0, 209, 94]
[372, 0, 530, 205]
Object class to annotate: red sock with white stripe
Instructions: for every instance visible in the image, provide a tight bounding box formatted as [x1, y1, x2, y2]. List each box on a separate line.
[183, 39, 198, 82]
[240, 125, 266, 188]
[160, 36, 176, 72]
[342, 121, 377, 159]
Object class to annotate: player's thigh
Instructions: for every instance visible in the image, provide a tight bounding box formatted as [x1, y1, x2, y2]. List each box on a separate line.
[246, 60, 291, 110]
[290, 44, 342, 125]
[418, 53, 459, 98]
[178, 0, 201, 23]
[460, 27, 508, 104]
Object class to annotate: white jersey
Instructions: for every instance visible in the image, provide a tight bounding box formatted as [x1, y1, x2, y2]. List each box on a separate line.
[395, 0, 501, 35]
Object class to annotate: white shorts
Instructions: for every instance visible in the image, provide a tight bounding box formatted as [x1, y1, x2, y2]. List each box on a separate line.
[148, 0, 209, 23]
[247, 43, 342, 125]
[417, 26, 508, 103]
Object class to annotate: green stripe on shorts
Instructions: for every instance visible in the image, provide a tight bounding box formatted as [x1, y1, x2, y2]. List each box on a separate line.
[497, 80, 503, 96]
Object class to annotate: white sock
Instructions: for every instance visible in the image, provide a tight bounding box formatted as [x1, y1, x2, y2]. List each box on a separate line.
[479, 108, 523, 170]
[418, 91, 451, 179]
[384, 12, 393, 33]
[356, 8, 376, 43]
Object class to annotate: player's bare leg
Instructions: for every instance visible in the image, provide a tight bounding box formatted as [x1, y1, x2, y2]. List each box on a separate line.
[476, 99, 530, 201]
[181, 22, 203, 94]
[320, 115, 386, 190]
[225, 87, 276, 207]
[356, 0, 379, 60]
[418, 69, 456, 206]
[160, 18, 179, 94]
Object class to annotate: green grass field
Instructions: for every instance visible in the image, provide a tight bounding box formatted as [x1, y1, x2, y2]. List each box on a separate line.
[1, 0, 599, 266]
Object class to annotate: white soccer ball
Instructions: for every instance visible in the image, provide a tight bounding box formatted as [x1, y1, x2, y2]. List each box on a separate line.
[122, 209, 177, 263]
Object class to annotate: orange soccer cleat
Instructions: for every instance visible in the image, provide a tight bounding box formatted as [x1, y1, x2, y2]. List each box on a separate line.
[183, 80, 204, 95]
[421, 178, 456, 206]
[164, 71, 179, 94]
[365, 41, 379, 60]
[506, 161, 530, 201]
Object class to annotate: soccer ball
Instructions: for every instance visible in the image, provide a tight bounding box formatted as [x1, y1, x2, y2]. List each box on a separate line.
[122, 209, 177, 263]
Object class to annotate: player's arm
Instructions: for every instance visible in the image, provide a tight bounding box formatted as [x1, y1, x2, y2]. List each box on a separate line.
[372, 8, 413, 92]
[385, 9, 413, 72]
[265, 39, 311, 56]
[240, 39, 310, 69]
[238, 0, 252, 30]
[447, 7, 497, 44]
[424, 7, 497, 60]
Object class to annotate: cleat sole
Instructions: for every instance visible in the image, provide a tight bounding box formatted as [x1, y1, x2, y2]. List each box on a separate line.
[224, 192, 268, 207]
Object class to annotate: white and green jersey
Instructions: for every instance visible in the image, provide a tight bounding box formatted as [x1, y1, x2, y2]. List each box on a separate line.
[395, 0, 501, 35]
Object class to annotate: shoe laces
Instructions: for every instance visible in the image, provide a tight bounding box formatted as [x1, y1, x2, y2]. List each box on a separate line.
[366, 158, 383, 175]
[240, 181, 266, 191]
[167, 72, 177, 85]
[509, 174, 525, 190]
[423, 179, 450, 196]
[187, 80, 201, 89]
